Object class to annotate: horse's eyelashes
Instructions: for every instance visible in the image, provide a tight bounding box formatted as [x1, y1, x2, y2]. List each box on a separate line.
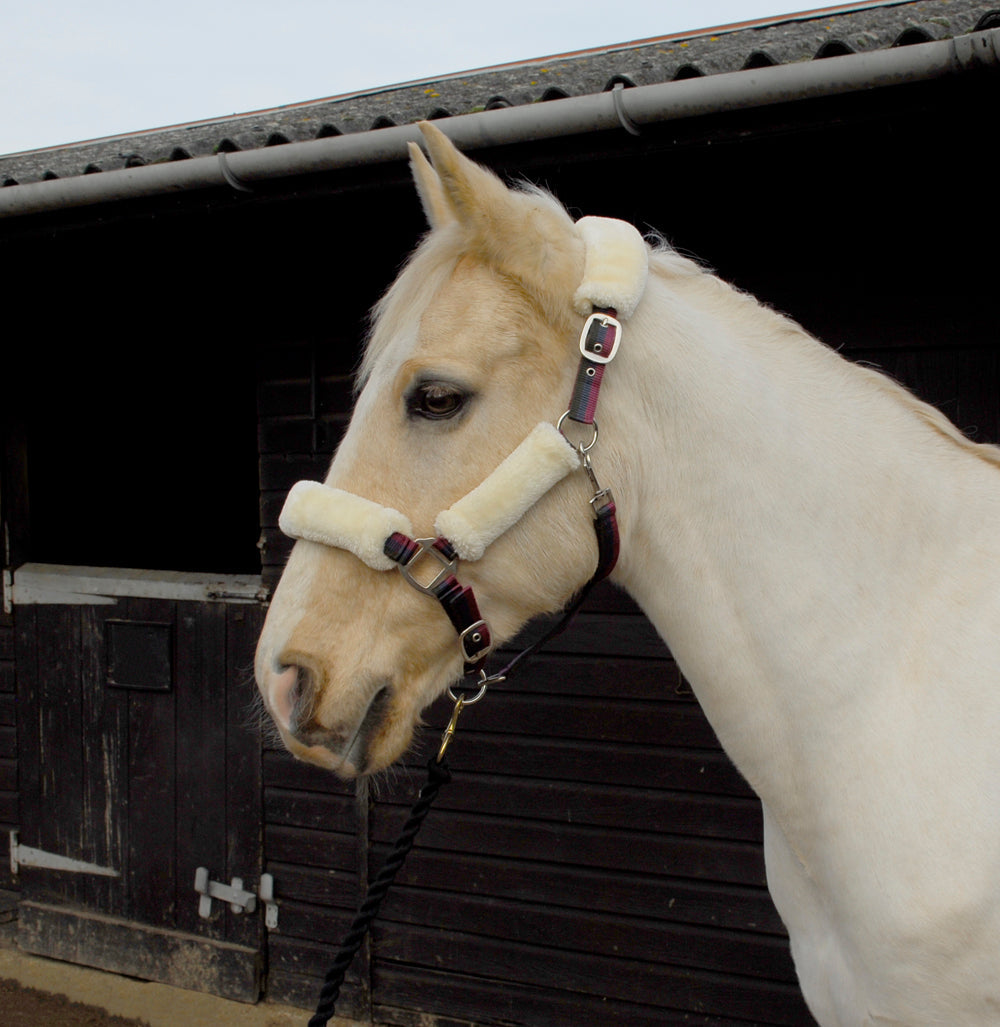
[408, 381, 468, 420]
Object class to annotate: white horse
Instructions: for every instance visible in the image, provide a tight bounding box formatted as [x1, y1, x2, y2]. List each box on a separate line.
[256, 122, 1000, 1025]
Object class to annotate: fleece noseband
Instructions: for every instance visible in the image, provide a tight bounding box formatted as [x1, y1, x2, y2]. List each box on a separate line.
[279, 216, 648, 679]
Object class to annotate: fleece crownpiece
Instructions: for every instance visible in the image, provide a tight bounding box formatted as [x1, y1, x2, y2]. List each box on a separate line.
[573, 216, 648, 320]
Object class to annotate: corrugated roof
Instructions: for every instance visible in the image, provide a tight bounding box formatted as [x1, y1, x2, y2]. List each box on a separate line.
[1, 0, 997, 187]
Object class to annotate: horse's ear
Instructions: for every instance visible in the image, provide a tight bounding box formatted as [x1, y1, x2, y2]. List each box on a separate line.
[415, 122, 583, 316]
[408, 141, 453, 229]
[416, 122, 516, 230]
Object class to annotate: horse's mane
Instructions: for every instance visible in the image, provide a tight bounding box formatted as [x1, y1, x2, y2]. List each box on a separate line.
[646, 241, 1000, 473]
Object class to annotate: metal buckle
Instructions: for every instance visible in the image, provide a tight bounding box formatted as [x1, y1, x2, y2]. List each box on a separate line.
[459, 619, 493, 665]
[397, 538, 456, 596]
[579, 312, 622, 364]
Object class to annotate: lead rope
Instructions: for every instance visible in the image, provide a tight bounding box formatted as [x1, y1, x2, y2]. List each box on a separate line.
[307, 754, 453, 1027]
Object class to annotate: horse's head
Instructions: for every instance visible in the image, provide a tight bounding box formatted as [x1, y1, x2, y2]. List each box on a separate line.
[255, 123, 646, 777]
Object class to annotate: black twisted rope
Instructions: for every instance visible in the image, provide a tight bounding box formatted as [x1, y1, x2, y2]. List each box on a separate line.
[308, 756, 453, 1027]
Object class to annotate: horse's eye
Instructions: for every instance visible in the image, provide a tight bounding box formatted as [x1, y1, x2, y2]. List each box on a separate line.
[410, 382, 466, 420]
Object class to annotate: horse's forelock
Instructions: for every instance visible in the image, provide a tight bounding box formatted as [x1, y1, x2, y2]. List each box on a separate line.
[357, 228, 466, 392]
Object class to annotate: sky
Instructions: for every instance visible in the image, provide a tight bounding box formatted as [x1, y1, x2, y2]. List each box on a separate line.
[2, 0, 826, 157]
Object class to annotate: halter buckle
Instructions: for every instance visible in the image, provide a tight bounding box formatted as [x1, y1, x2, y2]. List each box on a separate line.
[397, 537, 456, 596]
[459, 619, 494, 665]
[579, 312, 622, 364]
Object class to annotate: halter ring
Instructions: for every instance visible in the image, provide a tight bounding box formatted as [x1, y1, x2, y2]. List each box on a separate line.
[557, 411, 599, 454]
[447, 681, 489, 705]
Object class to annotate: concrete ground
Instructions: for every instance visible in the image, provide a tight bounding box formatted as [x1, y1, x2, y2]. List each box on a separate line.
[0, 891, 361, 1027]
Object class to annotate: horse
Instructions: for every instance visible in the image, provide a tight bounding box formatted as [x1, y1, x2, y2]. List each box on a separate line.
[255, 121, 1000, 1026]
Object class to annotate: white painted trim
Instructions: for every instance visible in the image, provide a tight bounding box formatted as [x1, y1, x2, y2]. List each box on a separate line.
[11, 563, 269, 606]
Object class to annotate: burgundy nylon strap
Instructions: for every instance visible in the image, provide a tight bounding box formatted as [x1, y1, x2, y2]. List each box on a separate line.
[384, 532, 421, 564]
[383, 533, 492, 673]
[567, 307, 618, 425]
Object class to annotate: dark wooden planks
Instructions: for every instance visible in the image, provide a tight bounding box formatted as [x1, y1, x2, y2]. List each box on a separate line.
[0, 606, 17, 889]
[19, 901, 262, 1002]
[124, 598, 178, 930]
[14, 593, 266, 996]
[262, 739, 367, 1016]
[391, 848, 785, 935]
[78, 603, 129, 918]
[226, 602, 268, 950]
[375, 888, 795, 980]
[373, 926, 811, 1026]
[174, 600, 229, 939]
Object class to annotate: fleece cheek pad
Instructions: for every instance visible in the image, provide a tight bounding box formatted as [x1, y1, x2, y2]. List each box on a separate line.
[279, 482, 413, 572]
[434, 422, 582, 560]
[279, 422, 581, 568]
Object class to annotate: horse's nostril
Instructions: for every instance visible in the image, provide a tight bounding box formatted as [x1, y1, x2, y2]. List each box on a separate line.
[272, 663, 315, 731]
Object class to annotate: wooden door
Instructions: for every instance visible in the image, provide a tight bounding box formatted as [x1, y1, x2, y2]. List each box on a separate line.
[14, 573, 267, 1002]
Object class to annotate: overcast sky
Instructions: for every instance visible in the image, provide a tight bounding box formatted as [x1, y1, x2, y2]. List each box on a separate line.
[3, 0, 825, 156]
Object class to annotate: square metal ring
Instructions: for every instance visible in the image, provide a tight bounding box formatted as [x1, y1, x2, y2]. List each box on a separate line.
[397, 538, 456, 596]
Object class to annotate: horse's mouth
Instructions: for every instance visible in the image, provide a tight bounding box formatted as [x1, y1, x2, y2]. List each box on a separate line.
[279, 680, 394, 779]
[340, 685, 392, 776]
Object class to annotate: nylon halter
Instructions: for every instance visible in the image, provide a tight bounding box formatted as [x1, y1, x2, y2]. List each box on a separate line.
[278, 216, 648, 684]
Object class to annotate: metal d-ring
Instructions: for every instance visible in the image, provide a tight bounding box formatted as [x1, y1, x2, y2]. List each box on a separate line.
[557, 411, 599, 454]
[438, 679, 490, 761]
[447, 680, 489, 705]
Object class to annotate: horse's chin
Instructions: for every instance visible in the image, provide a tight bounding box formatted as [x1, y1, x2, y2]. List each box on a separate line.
[282, 730, 412, 780]
[277, 697, 422, 781]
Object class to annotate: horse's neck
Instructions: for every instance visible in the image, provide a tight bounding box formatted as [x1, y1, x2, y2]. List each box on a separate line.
[604, 269, 991, 805]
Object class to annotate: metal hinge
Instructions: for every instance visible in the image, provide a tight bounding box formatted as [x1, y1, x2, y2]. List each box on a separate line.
[9, 830, 119, 878]
[194, 867, 278, 929]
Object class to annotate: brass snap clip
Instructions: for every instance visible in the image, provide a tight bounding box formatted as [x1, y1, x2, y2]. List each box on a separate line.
[437, 679, 489, 762]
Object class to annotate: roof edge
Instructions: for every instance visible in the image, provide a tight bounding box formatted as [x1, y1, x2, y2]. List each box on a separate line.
[2, 26, 998, 221]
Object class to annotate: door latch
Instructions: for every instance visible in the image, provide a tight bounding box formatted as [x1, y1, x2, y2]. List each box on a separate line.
[193, 867, 278, 928]
[194, 867, 257, 918]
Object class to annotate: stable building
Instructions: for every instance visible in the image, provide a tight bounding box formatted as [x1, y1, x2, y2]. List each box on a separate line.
[2, 1, 998, 1022]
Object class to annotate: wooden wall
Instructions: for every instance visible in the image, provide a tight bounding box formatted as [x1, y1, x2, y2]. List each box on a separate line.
[0, 605, 15, 892]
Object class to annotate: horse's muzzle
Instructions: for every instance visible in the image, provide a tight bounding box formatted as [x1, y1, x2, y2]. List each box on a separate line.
[268, 663, 391, 776]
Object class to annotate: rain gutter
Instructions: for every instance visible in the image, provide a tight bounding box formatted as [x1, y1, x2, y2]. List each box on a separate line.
[2, 28, 997, 220]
